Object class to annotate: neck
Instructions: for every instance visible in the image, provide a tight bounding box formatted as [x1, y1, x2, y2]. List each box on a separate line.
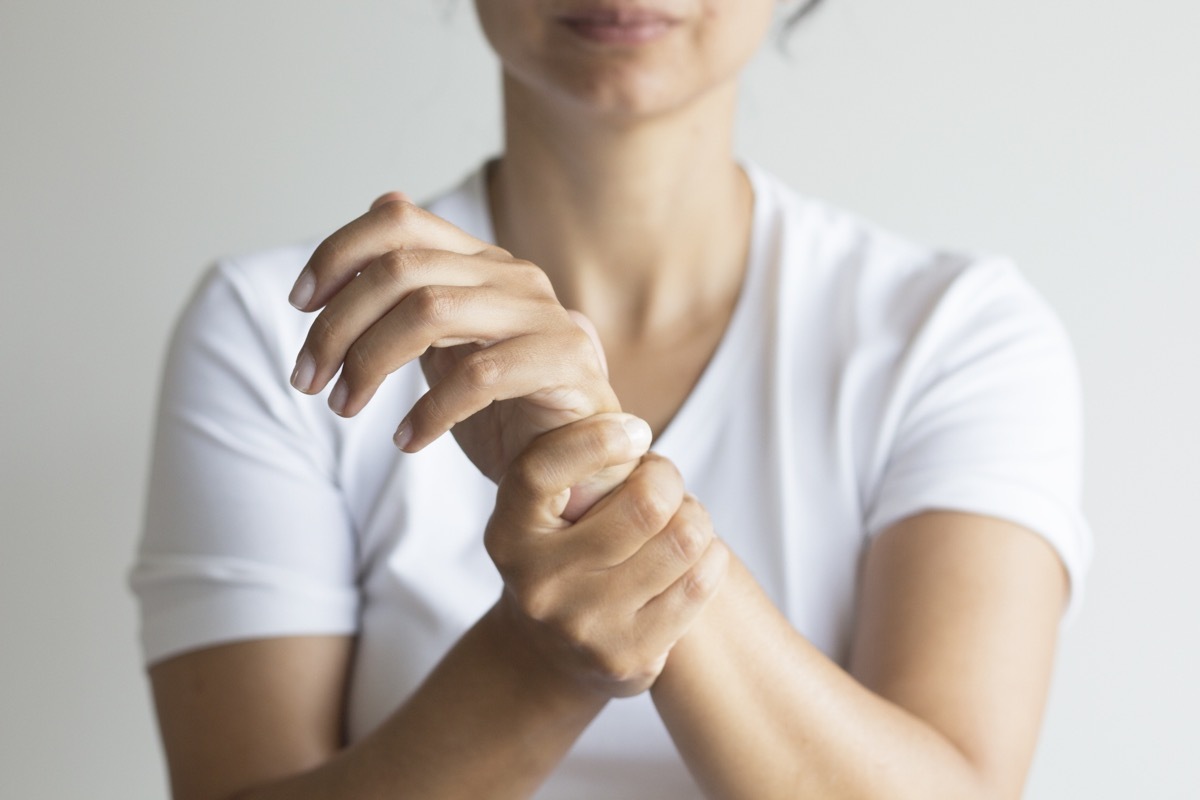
[488, 73, 752, 340]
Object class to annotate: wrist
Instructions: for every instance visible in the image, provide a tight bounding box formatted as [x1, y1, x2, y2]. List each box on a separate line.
[652, 549, 742, 691]
[483, 595, 610, 717]
[491, 587, 668, 699]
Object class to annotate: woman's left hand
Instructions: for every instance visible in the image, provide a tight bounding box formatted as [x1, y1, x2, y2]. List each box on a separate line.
[287, 192, 623, 494]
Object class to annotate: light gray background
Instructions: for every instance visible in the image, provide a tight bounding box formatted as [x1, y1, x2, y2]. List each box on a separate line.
[1, 1, 1196, 797]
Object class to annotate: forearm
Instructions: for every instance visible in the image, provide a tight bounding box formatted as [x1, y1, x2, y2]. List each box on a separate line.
[241, 601, 606, 800]
[650, 556, 989, 800]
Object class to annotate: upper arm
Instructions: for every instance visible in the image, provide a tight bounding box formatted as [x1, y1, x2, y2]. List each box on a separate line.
[149, 635, 354, 800]
[844, 263, 1092, 796]
[850, 510, 1067, 799]
[133, 263, 360, 665]
[134, 263, 363, 798]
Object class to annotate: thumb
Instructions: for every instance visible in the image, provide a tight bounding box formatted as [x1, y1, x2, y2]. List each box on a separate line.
[566, 309, 608, 378]
[562, 309, 621, 523]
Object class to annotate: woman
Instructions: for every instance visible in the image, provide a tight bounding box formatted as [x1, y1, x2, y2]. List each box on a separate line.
[132, 2, 1091, 798]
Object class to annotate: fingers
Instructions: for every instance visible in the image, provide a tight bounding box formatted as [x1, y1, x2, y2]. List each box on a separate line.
[302, 282, 555, 416]
[577, 533, 728, 693]
[288, 199, 501, 312]
[489, 473, 729, 697]
[292, 248, 493, 397]
[291, 244, 575, 424]
[497, 415, 654, 521]
[614, 494, 715, 595]
[348, 288, 543, 416]
[568, 456, 686, 562]
[632, 536, 729, 654]
[395, 325, 607, 451]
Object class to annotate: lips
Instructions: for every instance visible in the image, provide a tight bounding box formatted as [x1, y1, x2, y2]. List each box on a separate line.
[556, 6, 682, 44]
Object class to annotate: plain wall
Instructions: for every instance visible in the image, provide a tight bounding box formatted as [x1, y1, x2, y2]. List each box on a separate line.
[1, 1, 1196, 797]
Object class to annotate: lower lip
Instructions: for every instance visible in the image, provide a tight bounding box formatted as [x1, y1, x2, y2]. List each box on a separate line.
[560, 19, 678, 45]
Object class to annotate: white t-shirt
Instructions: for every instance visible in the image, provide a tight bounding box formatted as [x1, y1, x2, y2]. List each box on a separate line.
[131, 161, 1092, 798]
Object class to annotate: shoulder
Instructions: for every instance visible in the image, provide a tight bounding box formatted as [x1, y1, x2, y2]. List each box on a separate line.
[173, 241, 319, 367]
[747, 168, 1091, 612]
[747, 163, 1068, 360]
[216, 240, 318, 296]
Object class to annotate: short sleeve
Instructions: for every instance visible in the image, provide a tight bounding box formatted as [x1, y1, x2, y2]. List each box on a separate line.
[130, 258, 360, 665]
[864, 259, 1093, 621]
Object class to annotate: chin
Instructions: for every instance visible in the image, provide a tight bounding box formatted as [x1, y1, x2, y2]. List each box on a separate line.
[561, 73, 691, 119]
[480, 1, 761, 124]
[512, 54, 726, 123]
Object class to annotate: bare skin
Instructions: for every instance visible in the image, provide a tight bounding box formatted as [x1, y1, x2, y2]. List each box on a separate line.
[149, 1, 1070, 798]
[152, 415, 728, 800]
[652, 513, 1065, 799]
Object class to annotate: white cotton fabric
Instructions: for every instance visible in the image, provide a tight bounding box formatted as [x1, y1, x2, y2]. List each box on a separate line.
[131, 161, 1092, 798]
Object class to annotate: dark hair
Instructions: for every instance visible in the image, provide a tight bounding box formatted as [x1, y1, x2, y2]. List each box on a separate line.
[783, 0, 825, 28]
[775, 0, 826, 54]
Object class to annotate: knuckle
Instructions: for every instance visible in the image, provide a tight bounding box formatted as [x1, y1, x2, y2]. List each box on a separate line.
[680, 495, 713, 531]
[568, 633, 628, 681]
[665, 519, 706, 566]
[594, 652, 634, 684]
[644, 455, 684, 495]
[660, 454, 685, 484]
[308, 312, 341, 356]
[681, 569, 712, 604]
[460, 350, 504, 393]
[342, 340, 375, 384]
[379, 249, 420, 282]
[482, 524, 506, 565]
[370, 191, 404, 211]
[681, 549, 723, 604]
[559, 612, 593, 651]
[511, 259, 554, 295]
[480, 244, 513, 260]
[381, 198, 421, 227]
[547, 615, 660, 688]
[592, 648, 658, 688]
[519, 584, 556, 624]
[626, 479, 675, 531]
[566, 323, 599, 363]
[503, 452, 550, 499]
[409, 285, 456, 327]
[483, 528, 519, 576]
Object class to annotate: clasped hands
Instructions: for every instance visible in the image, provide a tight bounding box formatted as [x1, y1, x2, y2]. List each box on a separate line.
[288, 192, 729, 697]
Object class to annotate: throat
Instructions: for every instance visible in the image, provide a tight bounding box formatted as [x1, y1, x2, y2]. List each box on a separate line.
[603, 306, 735, 440]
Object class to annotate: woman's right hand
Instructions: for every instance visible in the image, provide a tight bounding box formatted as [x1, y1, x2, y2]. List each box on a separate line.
[289, 192, 630, 517]
[485, 413, 731, 698]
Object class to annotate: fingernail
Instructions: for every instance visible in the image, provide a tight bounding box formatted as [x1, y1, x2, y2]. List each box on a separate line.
[622, 416, 652, 452]
[329, 379, 349, 416]
[290, 351, 315, 392]
[288, 267, 316, 309]
[393, 419, 414, 451]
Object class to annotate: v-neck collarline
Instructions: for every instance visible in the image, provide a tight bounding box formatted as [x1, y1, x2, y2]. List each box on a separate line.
[459, 159, 770, 464]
